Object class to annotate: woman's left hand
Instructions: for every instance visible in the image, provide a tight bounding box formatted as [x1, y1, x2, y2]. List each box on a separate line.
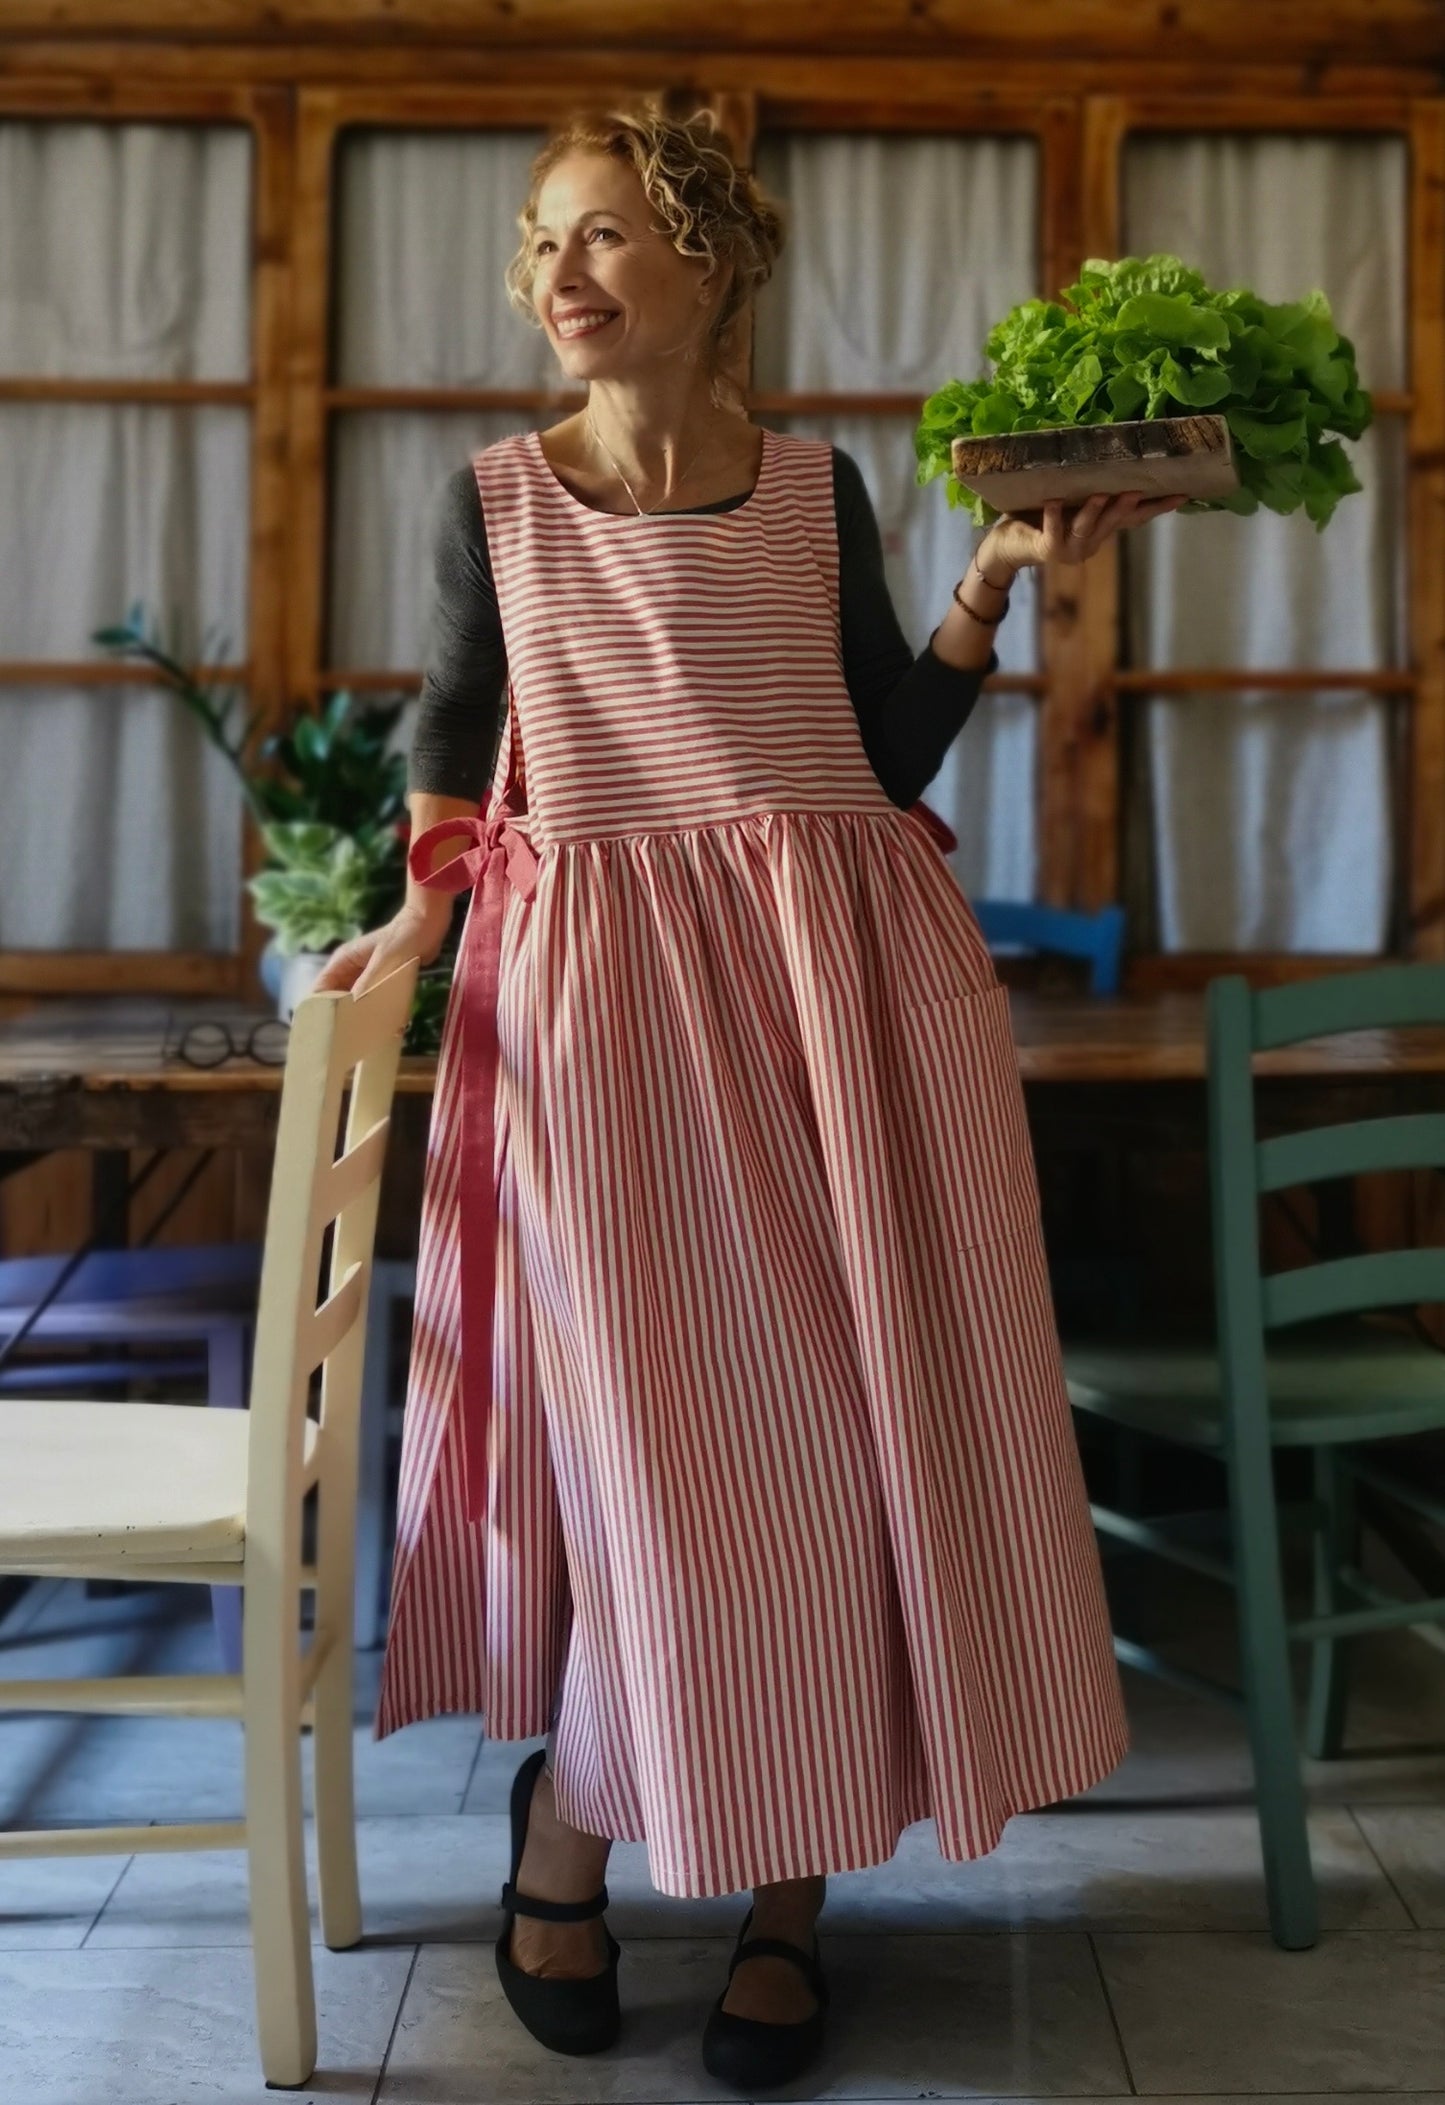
[984, 489, 1187, 575]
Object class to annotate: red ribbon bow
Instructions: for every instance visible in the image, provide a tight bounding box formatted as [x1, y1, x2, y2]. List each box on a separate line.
[409, 798, 540, 1523]
[909, 798, 959, 856]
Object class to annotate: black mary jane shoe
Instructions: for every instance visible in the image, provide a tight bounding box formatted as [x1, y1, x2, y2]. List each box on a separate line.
[494, 1747, 622, 2056]
[700, 1903, 830, 2093]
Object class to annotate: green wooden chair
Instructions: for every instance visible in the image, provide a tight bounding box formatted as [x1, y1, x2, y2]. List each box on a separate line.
[1064, 963, 1445, 1951]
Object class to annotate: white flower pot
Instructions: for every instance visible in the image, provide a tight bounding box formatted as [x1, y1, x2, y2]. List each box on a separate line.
[277, 949, 331, 1022]
[259, 936, 284, 1002]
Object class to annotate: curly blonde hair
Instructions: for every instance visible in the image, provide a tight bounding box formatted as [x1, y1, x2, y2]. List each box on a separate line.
[503, 99, 787, 412]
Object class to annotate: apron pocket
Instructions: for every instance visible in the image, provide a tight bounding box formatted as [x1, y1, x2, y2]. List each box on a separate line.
[901, 981, 1041, 1251]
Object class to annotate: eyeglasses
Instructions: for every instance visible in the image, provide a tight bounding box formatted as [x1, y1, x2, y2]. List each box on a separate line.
[164, 1013, 292, 1069]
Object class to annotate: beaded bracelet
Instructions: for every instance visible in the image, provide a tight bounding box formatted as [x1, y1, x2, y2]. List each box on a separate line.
[952, 547, 1016, 628]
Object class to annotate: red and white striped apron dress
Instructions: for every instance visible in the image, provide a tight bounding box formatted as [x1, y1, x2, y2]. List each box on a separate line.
[374, 424, 1128, 1899]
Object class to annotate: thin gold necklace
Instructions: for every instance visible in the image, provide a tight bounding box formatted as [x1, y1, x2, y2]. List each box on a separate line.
[584, 408, 714, 516]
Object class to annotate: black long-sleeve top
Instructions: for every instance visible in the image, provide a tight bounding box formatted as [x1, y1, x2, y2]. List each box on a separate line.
[406, 442, 999, 811]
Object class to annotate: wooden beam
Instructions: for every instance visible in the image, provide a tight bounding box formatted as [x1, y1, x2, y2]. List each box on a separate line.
[0, 378, 254, 403]
[700, 88, 757, 165]
[1408, 99, 1445, 958]
[0, 663, 248, 685]
[0, 74, 260, 113]
[2, 1, 1442, 67]
[0, 953, 243, 995]
[4, 51, 1438, 99]
[242, 84, 295, 998]
[1034, 96, 1080, 909]
[1043, 93, 1126, 911]
[1108, 92, 1421, 132]
[284, 90, 337, 737]
[1110, 669, 1418, 695]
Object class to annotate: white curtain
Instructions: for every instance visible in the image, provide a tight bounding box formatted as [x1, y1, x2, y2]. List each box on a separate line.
[0, 121, 252, 952]
[1122, 133, 1407, 951]
[752, 133, 1041, 902]
[2, 121, 1407, 955]
[328, 129, 554, 745]
[335, 130, 556, 394]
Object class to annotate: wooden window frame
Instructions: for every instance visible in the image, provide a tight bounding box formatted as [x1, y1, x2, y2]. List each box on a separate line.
[2, 63, 1440, 997]
[1077, 94, 1444, 989]
[0, 79, 294, 996]
[751, 91, 1437, 988]
[258, 79, 1445, 996]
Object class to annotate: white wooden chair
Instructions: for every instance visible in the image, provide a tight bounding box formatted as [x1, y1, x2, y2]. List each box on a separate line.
[0, 959, 418, 2089]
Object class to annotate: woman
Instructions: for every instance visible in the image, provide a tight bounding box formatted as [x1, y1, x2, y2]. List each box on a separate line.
[317, 101, 1184, 2093]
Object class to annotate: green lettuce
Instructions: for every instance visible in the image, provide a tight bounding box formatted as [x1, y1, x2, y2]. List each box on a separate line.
[916, 253, 1373, 531]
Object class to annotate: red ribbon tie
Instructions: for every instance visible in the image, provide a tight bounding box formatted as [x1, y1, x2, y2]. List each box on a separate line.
[408, 798, 539, 1523]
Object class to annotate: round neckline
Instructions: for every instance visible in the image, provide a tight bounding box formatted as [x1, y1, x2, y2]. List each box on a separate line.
[527, 424, 774, 520]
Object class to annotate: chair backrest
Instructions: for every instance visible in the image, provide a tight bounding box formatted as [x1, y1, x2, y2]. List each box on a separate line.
[243, 959, 417, 1547]
[1206, 963, 1445, 1441]
[972, 899, 1126, 995]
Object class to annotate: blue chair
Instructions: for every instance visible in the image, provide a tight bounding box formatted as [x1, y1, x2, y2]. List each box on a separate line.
[971, 899, 1127, 996]
[908, 801, 1126, 992]
[909, 802, 1125, 996]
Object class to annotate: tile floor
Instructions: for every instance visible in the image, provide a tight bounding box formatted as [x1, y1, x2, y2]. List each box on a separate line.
[2, 1562, 1444, 2104]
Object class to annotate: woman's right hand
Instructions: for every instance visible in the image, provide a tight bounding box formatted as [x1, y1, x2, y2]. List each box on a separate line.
[312, 903, 452, 998]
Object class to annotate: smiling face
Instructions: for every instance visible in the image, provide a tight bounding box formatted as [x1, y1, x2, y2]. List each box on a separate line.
[528, 151, 727, 377]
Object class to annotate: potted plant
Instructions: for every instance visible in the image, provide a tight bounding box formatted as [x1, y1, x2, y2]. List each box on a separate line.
[245, 819, 404, 1019]
[239, 686, 410, 1005]
[916, 252, 1373, 530]
[90, 609, 446, 1030]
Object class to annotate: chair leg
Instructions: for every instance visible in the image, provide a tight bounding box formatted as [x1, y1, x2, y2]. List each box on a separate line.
[243, 1547, 317, 2087]
[1231, 1453, 1319, 1950]
[1305, 1446, 1356, 1762]
[312, 1552, 362, 1952]
[313, 1326, 366, 1951]
[208, 1323, 249, 1674]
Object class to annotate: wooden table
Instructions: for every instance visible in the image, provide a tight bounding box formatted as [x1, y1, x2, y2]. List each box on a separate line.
[7, 992, 1445, 1602]
[0, 998, 442, 1262]
[9, 991, 1445, 1155]
[13, 988, 1445, 1317]
[0, 998, 427, 1157]
[1011, 989, 1445, 1152]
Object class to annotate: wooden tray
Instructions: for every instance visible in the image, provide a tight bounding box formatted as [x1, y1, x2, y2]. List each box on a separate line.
[950, 412, 1239, 517]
